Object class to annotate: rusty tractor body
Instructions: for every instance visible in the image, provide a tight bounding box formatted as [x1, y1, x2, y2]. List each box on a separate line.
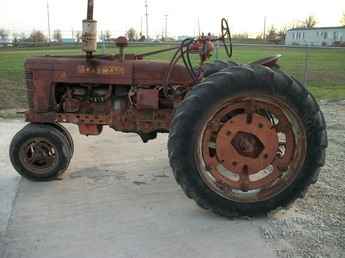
[25, 56, 191, 139]
[10, 0, 327, 217]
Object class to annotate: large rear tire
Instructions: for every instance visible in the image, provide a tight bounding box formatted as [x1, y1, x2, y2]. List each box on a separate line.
[202, 60, 238, 77]
[168, 64, 327, 217]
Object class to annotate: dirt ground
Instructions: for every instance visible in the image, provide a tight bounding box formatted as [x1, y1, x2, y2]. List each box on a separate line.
[259, 101, 345, 258]
[0, 101, 344, 258]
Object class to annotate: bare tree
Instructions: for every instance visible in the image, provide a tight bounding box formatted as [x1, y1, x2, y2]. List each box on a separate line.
[277, 26, 288, 42]
[341, 12, 345, 26]
[266, 26, 279, 42]
[138, 34, 146, 42]
[29, 30, 47, 43]
[303, 16, 318, 28]
[126, 28, 137, 41]
[53, 30, 63, 43]
[255, 33, 264, 40]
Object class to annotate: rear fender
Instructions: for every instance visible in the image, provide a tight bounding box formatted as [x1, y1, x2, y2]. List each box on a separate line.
[250, 54, 282, 68]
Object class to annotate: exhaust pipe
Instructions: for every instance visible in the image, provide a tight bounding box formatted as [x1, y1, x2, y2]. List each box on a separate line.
[87, 0, 94, 20]
[82, 0, 97, 57]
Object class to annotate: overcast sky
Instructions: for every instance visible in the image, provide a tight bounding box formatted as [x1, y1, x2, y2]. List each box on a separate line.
[1, 0, 345, 38]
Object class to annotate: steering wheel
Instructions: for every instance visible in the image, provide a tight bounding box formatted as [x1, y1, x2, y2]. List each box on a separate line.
[221, 18, 233, 58]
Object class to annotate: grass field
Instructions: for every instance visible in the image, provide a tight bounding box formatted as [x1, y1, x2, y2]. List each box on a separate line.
[0, 44, 344, 110]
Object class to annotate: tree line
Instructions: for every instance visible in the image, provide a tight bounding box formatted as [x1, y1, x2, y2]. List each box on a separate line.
[1, 13, 345, 46]
[245, 14, 345, 44]
[0, 29, 76, 45]
[259, 16, 320, 43]
[0, 28, 147, 46]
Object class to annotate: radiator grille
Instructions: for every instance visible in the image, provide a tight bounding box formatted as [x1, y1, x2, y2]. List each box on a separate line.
[25, 72, 34, 109]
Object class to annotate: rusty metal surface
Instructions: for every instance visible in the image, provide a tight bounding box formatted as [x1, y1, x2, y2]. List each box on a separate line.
[215, 113, 279, 174]
[193, 37, 215, 64]
[199, 96, 306, 202]
[110, 109, 171, 134]
[26, 108, 172, 136]
[136, 89, 159, 110]
[24, 54, 192, 139]
[79, 124, 103, 136]
[250, 55, 282, 67]
[25, 57, 192, 86]
[133, 61, 192, 86]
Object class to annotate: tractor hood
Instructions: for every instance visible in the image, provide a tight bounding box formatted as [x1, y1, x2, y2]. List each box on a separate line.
[25, 56, 193, 86]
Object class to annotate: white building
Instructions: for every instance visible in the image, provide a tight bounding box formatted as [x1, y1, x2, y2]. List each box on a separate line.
[285, 26, 345, 46]
[0, 38, 12, 47]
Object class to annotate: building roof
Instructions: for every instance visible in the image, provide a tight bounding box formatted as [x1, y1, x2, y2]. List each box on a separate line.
[288, 26, 345, 32]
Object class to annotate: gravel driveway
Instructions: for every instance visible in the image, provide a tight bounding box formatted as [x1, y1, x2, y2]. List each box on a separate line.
[0, 101, 344, 258]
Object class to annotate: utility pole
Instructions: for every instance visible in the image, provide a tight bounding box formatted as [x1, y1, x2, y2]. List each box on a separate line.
[47, 1, 51, 43]
[145, 0, 149, 39]
[140, 17, 143, 36]
[263, 16, 267, 41]
[164, 14, 168, 39]
[197, 17, 201, 36]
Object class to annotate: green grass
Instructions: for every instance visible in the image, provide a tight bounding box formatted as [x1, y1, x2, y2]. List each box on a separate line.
[0, 45, 344, 109]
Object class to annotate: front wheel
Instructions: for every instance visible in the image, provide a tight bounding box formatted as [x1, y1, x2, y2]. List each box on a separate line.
[168, 64, 327, 217]
[10, 123, 72, 181]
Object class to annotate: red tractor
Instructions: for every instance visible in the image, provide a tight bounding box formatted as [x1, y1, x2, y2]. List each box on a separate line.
[9, 0, 327, 217]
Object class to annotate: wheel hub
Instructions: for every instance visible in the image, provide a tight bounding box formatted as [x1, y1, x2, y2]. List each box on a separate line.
[199, 97, 306, 203]
[20, 139, 57, 172]
[216, 113, 279, 174]
[231, 132, 264, 159]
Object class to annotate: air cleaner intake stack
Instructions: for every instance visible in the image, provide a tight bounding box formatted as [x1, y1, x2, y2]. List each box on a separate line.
[82, 0, 97, 57]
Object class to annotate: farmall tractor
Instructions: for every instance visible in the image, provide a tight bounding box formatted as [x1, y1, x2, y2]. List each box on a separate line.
[9, 0, 327, 217]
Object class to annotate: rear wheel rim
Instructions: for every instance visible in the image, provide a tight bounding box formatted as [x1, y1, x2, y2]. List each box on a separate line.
[198, 95, 307, 203]
[19, 137, 59, 175]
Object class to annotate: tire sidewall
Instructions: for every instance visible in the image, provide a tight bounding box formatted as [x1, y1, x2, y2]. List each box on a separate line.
[10, 125, 71, 180]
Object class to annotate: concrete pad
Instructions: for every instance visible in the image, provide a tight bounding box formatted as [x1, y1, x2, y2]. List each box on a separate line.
[0, 120, 21, 242]
[1, 123, 276, 258]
